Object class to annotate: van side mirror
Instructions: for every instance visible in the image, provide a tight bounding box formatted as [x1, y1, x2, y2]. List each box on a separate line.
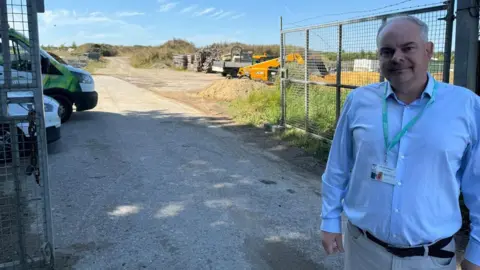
[40, 57, 50, 74]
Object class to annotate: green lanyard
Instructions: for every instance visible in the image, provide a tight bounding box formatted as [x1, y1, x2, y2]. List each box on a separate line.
[382, 80, 437, 163]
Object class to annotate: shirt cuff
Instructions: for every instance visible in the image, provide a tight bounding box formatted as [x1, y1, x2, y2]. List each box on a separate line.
[465, 237, 480, 267]
[320, 218, 342, 233]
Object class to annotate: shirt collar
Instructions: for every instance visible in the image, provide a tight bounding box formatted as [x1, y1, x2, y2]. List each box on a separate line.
[385, 72, 436, 102]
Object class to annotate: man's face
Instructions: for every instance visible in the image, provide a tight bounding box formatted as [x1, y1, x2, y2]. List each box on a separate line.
[377, 20, 433, 86]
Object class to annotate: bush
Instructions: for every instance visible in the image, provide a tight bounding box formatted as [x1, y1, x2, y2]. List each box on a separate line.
[129, 39, 196, 68]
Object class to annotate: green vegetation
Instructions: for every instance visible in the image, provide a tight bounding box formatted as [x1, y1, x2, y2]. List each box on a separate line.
[227, 79, 346, 162]
[129, 39, 196, 68]
[84, 59, 107, 74]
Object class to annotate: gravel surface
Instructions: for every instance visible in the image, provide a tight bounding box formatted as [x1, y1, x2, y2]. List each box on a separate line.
[48, 75, 345, 270]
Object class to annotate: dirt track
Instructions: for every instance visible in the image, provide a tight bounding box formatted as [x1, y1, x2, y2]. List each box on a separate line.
[47, 60, 345, 269]
[95, 57, 221, 92]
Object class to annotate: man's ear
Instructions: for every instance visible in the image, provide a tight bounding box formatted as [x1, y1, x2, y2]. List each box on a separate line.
[425, 41, 434, 58]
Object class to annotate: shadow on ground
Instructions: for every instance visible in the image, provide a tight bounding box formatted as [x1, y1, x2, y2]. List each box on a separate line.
[47, 109, 338, 270]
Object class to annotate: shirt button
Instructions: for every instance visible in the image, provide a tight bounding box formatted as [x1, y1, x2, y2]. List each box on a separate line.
[395, 209, 399, 213]
[400, 155, 405, 159]
[393, 234, 397, 238]
[398, 182, 402, 186]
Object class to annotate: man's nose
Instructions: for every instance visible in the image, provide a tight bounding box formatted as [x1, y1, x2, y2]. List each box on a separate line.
[391, 49, 405, 63]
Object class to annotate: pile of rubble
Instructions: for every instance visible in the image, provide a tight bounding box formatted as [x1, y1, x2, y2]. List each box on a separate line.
[184, 45, 222, 73]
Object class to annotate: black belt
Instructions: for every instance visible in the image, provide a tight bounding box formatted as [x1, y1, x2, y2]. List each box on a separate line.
[353, 224, 455, 259]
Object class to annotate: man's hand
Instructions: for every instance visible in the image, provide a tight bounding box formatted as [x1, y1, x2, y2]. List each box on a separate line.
[321, 231, 344, 255]
[462, 259, 480, 270]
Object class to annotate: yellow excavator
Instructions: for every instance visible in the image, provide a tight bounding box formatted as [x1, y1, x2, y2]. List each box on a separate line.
[237, 53, 328, 82]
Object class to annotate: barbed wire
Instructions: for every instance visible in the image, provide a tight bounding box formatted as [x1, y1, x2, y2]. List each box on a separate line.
[284, 0, 414, 27]
[283, 1, 448, 30]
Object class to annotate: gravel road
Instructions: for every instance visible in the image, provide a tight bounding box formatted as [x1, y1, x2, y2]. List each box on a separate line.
[47, 75, 345, 269]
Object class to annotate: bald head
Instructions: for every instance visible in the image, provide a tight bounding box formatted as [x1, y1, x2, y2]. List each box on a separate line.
[377, 16, 429, 48]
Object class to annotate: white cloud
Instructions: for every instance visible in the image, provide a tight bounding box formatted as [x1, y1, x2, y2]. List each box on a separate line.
[232, 13, 245, 19]
[215, 11, 233, 20]
[89, 11, 103, 16]
[158, 2, 178, 12]
[116, 11, 145, 17]
[210, 9, 224, 18]
[194, 7, 215, 17]
[37, 9, 157, 46]
[180, 4, 197, 14]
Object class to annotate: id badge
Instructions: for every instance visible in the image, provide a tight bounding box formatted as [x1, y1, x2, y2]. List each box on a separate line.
[370, 164, 397, 185]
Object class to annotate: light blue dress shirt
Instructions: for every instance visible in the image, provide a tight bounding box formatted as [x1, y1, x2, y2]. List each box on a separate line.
[320, 72, 480, 265]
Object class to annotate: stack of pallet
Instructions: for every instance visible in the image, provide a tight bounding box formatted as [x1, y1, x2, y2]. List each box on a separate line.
[201, 47, 221, 73]
[173, 54, 188, 70]
[187, 54, 198, 71]
[191, 51, 205, 72]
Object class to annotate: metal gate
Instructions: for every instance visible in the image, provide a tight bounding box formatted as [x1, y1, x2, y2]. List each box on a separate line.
[0, 0, 54, 269]
[279, 1, 454, 140]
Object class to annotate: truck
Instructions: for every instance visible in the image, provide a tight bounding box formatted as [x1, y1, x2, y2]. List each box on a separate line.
[211, 46, 254, 78]
[4, 28, 98, 123]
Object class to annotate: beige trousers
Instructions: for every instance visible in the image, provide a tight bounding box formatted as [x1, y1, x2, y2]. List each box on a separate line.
[344, 221, 457, 270]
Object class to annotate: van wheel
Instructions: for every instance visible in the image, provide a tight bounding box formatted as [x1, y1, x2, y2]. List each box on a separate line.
[52, 95, 73, 123]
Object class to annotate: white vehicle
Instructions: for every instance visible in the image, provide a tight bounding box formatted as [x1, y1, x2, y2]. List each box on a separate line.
[0, 63, 62, 160]
[0, 72, 62, 143]
[0, 91, 61, 161]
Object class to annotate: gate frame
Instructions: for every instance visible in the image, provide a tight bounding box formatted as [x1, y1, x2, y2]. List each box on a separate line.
[0, 0, 54, 269]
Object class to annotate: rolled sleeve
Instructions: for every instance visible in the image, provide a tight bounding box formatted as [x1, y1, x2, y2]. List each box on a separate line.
[320, 91, 355, 233]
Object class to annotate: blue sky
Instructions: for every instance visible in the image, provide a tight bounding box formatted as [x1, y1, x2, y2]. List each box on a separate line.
[32, 0, 449, 48]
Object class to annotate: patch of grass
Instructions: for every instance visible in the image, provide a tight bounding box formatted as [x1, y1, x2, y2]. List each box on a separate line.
[276, 129, 332, 163]
[227, 80, 336, 162]
[228, 85, 281, 126]
[84, 59, 107, 74]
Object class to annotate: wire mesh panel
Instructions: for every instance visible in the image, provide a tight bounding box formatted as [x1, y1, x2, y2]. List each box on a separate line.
[341, 20, 383, 87]
[284, 81, 306, 130]
[307, 26, 339, 137]
[283, 31, 306, 81]
[280, 2, 452, 138]
[0, 0, 54, 269]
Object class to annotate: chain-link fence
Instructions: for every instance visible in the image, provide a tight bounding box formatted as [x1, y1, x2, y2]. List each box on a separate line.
[0, 0, 54, 269]
[280, 1, 454, 140]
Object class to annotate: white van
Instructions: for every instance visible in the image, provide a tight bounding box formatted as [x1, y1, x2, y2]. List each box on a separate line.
[0, 61, 62, 161]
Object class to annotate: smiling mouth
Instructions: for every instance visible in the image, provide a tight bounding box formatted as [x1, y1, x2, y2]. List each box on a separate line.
[390, 68, 411, 73]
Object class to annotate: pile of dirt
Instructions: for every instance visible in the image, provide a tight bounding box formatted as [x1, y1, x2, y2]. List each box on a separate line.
[198, 79, 268, 101]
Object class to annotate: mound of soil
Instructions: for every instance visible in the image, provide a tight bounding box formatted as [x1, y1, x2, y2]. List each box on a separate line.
[198, 79, 268, 101]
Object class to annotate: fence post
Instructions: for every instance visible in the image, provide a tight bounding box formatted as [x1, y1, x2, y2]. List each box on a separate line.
[336, 25, 343, 123]
[280, 16, 286, 126]
[442, 0, 455, 83]
[305, 29, 310, 132]
[453, 0, 478, 91]
[0, 0, 11, 117]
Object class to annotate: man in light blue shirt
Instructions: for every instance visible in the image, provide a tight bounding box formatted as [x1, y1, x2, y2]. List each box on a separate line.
[320, 15, 480, 270]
